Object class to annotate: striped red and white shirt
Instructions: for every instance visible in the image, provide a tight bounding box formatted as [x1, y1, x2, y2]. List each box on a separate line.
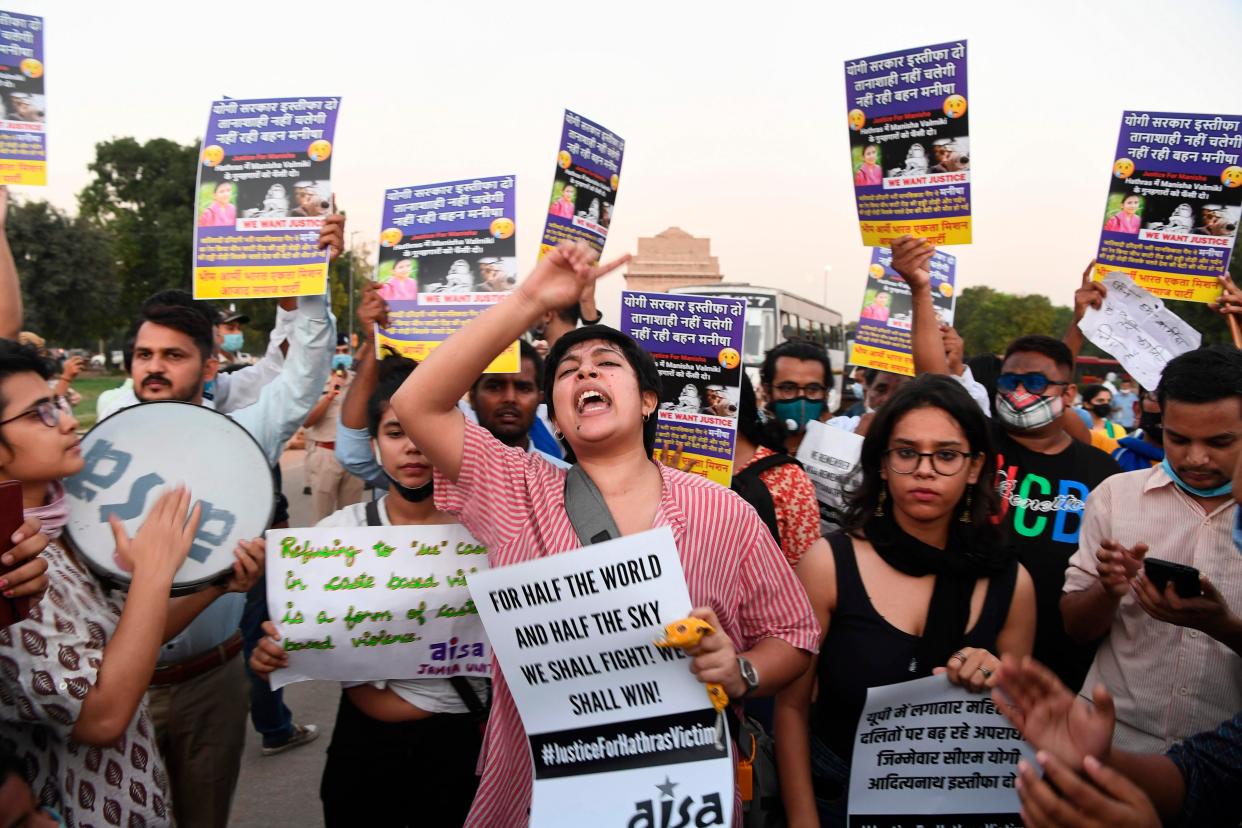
[436, 419, 820, 827]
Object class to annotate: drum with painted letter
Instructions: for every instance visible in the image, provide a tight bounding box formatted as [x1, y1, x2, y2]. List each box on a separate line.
[64, 401, 274, 595]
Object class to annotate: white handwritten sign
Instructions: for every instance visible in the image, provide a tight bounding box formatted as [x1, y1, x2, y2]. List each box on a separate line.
[1079, 272, 1202, 391]
[849, 675, 1034, 827]
[797, 420, 864, 534]
[263, 524, 491, 690]
[468, 527, 733, 827]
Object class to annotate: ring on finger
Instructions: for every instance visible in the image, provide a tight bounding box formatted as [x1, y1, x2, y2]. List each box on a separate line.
[950, 650, 966, 663]
[978, 666, 993, 680]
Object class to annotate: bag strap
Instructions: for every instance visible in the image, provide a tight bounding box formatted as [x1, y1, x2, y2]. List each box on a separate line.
[449, 676, 488, 714]
[364, 498, 382, 527]
[735, 452, 799, 482]
[563, 465, 622, 546]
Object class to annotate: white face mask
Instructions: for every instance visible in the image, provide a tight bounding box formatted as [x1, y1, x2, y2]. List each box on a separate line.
[995, 390, 1063, 432]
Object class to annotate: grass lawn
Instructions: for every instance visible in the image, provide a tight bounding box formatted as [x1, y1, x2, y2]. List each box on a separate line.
[70, 374, 126, 431]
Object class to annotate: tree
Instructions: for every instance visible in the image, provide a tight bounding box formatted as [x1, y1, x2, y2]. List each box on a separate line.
[9, 198, 119, 346]
[77, 137, 198, 317]
[954, 286, 1067, 358]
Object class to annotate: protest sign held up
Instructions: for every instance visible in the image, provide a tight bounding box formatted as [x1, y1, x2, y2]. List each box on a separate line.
[851, 246, 956, 377]
[374, 175, 519, 372]
[849, 675, 1034, 828]
[192, 95, 340, 300]
[263, 523, 491, 690]
[468, 527, 733, 827]
[796, 419, 864, 534]
[0, 10, 44, 185]
[846, 40, 971, 247]
[1094, 110, 1242, 303]
[540, 109, 624, 259]
[621, 290, 747, 485]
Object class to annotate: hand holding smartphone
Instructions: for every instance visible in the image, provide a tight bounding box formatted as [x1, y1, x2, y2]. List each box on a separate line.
[1143, 557, 1203, 599]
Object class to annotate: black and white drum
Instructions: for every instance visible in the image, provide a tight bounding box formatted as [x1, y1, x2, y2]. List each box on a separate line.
[64, 401, 275, 595]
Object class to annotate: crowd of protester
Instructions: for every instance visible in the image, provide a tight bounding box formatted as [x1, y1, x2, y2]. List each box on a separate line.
[2, 197, 1242, 827]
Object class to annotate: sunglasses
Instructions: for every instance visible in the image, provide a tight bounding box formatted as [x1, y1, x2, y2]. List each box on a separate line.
[996, 373, 1069, 395]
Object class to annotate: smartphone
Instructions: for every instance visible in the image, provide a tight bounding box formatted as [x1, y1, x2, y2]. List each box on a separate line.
[1144, 557, 1202, 599]
[0, 479, 31, 626]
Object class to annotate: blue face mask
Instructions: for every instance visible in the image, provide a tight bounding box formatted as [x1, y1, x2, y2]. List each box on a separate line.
[1233, 510, 1242, 555]
[202, 378, 216, 401]
[773, 398, 826, 433]
[221, 332, 244, 353]
[332, 354, 353, 371]
[1162, 458, 1233, 498]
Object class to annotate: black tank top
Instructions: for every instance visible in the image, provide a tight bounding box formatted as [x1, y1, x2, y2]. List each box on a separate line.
[812, 532, 1018, 762]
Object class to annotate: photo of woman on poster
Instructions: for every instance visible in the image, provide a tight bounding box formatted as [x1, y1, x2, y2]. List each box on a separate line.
[198, 180, 237, 227]
[860, 290, 892, 323]
[854, 142, 882, 186]
[377, 257, 419, 301]
[1103, 192, 1143, 234]
[548, 183, 576, 218]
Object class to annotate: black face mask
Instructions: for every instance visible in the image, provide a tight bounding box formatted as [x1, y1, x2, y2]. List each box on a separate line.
[1139, 410, 1163, 443]
[387, 476, 434, 502]
[1091, 403, 1113, 418]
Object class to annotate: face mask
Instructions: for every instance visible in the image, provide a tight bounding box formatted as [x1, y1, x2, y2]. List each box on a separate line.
[1233, 510, 1242, 555]
[1139, 411, 1162, 443]
[772, 398, 825, 433]
[332, 354, 353, 371]
[1091, 403, 1113, 419]
[995, 390, 1062, 432]
[1161, 458, 1233, 498]
[202, 378, 216, 401]
[222, 333, 244, 353]
[849, 382, 863, 399]
[389, 477, 434, 502]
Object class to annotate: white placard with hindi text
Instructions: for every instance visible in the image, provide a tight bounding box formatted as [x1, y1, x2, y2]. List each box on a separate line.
[468, 527, 733, 827]
[1079, 271, 1202, 391]
[848, 675, 1034, 828]
[263, 524, 491, 690]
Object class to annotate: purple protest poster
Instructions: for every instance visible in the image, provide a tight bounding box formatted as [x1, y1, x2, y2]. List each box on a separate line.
[852, 247, 956, 377]
[193, 96, 340, 299]
[375, 176, 518, 373]
[845, 40, 970, 247]
[539, 110, 623, 258]
[621, 291, 746, 486]
[1094, 111, 1242, 303]
[0, 10, 44, 185]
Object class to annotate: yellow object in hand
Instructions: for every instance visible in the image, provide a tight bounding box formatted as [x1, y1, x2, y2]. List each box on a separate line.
[655, 618, 729, 712]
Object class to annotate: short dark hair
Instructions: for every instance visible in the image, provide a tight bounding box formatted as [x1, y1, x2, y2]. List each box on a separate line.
[1081, 383, 1110, 403]
[472, 340, 545, 394]
[1158, 345, 1242, 409]
[136, 289, 216, 361]
[0, 339, 55, 449]
[844, 374, 1001, 554]
[1002, 335, 1074, 373]
[760, 339, 831, 387]
[367, 355, 418, 437]
[544, 325, 662, 461]
[555, 304, 581, 326]
[736, 372, 788, 452]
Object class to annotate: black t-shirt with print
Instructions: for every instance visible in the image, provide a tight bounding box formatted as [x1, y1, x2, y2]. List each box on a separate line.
[991, 422, 1121, 689]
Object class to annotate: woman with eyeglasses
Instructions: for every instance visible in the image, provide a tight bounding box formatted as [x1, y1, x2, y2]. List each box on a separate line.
[774, 374, 1036, 828]
[0, 340, 265, 827]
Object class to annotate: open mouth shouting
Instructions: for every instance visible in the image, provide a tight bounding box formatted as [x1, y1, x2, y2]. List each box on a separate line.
[576, 386, 612, 417]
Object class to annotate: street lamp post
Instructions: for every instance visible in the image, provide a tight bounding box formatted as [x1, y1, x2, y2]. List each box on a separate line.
[347, 229, 360, 343]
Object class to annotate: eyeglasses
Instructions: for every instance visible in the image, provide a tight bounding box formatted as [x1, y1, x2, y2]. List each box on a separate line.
[0, 396, 72, 429]
[996, 372, 1069, 395]
[883, 447, 976, 476]
[771, 382, 828, 400]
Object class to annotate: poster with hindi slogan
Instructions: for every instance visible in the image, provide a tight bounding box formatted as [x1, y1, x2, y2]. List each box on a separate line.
[848, 675, 1034, 828]
[0, 11, 44, 185]
[539, 109, 624, 259]
[1078, 271, 1201, 392]
[263, 523, 491, 691]
[193, 96, 340, 300]
[845, 40, 971, 247]
[796, 420, 864, 535]
[851, 246, 956, 377]
[468, 528, 732, 828]
[1094, 111, 1242, 303]
[374, 176, 519, 373]
[620, 291, 747, 486]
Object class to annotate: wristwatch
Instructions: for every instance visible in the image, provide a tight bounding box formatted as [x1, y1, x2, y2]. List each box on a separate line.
[737, 656, 760, 697]
[580, 308, 604, 325]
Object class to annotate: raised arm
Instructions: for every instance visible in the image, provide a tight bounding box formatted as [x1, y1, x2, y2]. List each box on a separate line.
[335, 280, 387, 486]
[0, 188, 20, 340]
[390, 241, 629, 481]
[889, 235, 948, 375]
[1065, 260, 1106, 360]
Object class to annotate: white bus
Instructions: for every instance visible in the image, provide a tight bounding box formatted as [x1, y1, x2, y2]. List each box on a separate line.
[668, 284, 847, 405]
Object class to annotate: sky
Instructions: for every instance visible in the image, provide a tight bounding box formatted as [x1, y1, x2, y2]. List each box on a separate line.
[25, 0, 1242, 325]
